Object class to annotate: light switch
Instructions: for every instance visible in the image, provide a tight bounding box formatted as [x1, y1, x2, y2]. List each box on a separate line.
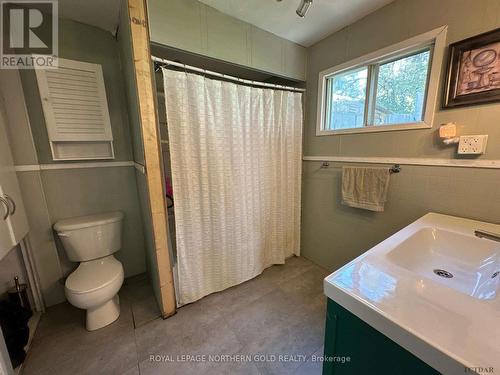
[458, 135, 488, 155]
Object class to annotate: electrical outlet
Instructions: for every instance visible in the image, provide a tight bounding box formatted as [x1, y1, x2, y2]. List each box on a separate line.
[458, 135, 488, 155]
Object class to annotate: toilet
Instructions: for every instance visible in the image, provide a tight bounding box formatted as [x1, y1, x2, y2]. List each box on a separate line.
[54, 211, 125, 331]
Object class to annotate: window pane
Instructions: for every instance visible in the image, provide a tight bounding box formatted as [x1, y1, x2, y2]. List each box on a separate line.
[373, 49, 431, 126]
[326, 67, 368, 130]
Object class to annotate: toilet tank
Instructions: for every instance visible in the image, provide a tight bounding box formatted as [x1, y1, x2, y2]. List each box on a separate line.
[54, 212, 124, 262]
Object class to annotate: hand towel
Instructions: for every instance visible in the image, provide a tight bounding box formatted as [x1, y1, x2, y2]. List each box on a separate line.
[341, 166, 390, 212]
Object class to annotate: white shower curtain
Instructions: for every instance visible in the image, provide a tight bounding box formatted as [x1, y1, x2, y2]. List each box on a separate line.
[162, 68, 303, 306]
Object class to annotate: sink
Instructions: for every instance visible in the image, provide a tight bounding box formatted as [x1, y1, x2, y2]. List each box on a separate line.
[324, 213, 500, 374]
[387, 227, 500, 299]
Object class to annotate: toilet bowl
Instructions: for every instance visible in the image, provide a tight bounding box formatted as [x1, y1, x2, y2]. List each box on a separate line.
[54, 211, 125, 331]
[65, 255, 124, 330]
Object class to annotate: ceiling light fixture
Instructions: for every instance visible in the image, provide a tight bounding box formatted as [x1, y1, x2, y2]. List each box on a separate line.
[296, 0, 312, 18]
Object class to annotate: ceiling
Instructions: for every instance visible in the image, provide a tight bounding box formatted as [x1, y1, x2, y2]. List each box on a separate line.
[57, 0, 121, 34]
[55, 0, 395, 47]
[198, 0, 395, 47]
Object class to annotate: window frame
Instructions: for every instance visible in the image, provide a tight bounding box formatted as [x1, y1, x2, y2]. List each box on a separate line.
[316, 26, 448, 136]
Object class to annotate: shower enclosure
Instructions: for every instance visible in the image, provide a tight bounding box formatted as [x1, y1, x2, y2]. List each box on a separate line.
[153, 47, 304, 306]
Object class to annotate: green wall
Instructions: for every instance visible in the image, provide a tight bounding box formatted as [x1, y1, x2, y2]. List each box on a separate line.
[117, 0, 145, 166]
[117, 0, 163, 307]
[20, 19, 134, 164]
[14, 18, 147, 305]
[302, 0, 500, 271]
[148, 0, 307, 81]
[0, 70, 65, 305]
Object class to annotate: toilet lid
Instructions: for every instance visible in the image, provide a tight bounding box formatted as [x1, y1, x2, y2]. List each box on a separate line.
[54, 211, 124, 231]
[66, 256, 123, 294]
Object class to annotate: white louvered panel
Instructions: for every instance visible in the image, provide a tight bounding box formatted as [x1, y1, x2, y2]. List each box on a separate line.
[35, 58, 114, 160]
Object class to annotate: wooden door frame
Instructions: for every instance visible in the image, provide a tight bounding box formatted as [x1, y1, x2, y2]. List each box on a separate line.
[127, 0, 176, 318]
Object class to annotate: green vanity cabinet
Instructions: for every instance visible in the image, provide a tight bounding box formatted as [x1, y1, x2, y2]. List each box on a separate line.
[322, 299, 440, 375]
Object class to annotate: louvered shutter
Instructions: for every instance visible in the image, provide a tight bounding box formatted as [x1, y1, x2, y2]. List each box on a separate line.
[35, 58, 114, 160]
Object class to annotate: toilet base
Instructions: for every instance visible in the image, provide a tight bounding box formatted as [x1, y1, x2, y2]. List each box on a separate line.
[86, 295, 120, 331]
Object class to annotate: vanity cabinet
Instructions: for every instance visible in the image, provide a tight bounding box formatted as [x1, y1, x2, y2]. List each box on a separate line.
[323, 299, 440, 375]
[0, 82, 29, 259]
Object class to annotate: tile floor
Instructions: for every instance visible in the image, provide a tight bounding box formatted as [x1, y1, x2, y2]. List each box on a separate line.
[123, 273, 162, 328]
[21, 256, 329, 375]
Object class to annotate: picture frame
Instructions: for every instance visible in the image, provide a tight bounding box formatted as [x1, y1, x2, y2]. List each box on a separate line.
[443, 28, 500, 109]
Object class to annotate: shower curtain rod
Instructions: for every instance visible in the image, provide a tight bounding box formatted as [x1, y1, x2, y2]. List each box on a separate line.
[152, 56, 306, 93]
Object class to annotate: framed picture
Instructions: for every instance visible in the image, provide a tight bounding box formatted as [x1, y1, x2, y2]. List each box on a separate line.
[443, 28, 500, 108]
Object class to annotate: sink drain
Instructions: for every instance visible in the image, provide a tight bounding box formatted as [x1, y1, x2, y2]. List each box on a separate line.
[433, 269, 453, 278]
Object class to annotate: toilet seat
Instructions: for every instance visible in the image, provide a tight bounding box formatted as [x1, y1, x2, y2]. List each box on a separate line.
[66, 255, 123, 294]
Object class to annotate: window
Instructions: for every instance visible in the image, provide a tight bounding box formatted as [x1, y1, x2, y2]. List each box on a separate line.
[317, 27, 447, 135]
[326, 67, 368, 130]
[373, 49, 431, 126]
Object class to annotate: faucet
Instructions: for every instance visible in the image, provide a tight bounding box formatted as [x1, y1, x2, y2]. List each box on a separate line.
[474, 230, 500, 243]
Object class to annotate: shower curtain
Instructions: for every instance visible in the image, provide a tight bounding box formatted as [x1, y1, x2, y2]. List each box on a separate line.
[162, 68, 303, 306]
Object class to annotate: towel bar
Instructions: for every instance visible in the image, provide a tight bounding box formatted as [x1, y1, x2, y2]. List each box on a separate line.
[319, 162, 401, 173]
[389, 164, 401, 174]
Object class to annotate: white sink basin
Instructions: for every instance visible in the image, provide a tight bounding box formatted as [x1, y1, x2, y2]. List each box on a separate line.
[324, 213, 500, 375]
[387, 227, 500, 299]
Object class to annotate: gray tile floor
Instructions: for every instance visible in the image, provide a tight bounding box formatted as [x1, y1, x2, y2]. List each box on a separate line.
[124, 273, 162, 328]
[21, 257, 329, 375]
